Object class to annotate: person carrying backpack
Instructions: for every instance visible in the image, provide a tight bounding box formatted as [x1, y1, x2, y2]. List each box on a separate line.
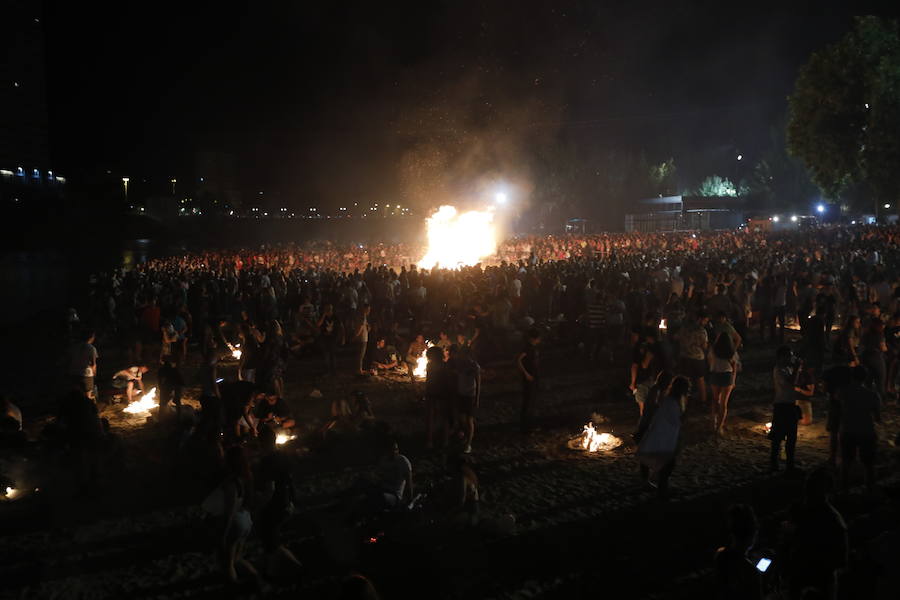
[450, 344, 481, 454]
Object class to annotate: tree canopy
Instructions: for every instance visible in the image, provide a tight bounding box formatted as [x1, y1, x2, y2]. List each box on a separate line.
[787, 16, 900, 211]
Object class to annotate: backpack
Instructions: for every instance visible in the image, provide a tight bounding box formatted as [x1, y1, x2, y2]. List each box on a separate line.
[457, 358, 480, 398]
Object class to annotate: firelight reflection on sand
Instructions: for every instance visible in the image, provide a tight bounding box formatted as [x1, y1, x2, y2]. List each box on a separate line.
[417, 205, 497, 269]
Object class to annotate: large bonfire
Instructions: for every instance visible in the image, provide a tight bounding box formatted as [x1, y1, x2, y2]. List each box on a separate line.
[417, 205, 497, 269]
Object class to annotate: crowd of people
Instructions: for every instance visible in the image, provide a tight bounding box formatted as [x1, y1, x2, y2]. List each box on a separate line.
[4, 224, 899, 597]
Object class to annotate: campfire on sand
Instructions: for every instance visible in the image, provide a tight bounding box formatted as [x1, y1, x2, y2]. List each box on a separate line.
[123, 387, 158, 415]
[567, 421, 623, 452]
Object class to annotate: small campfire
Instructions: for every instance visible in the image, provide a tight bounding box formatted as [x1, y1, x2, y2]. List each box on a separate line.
[3, 486, 17, 500]
[229, 343, 242, 360]
[275, 432, 296, 445]
[123, 387, 158, 415]
[764, 422, 772, 434]
[568, 421, 622, 452]
[411, 342, 434, 380]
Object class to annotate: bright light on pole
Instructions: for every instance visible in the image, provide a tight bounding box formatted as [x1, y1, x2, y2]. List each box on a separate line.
[884, 203, 891, 209]
[772, 215, 780, 222]
[121, 177, 129, 200]
[816, 204, 825, 214]
[790, 215, 798, 222]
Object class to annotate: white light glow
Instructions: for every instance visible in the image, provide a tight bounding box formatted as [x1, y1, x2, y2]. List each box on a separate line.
[790, 215, 798, 222]
[816, 204, 825, 214]
[495, 191, 508, 204]
[417, 205, 497, 269]
[772, 216, 780, 222]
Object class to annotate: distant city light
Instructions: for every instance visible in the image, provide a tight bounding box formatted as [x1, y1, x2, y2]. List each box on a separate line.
[772, 216, 780, 222]
[790, 215, 798, 222]
[816, 204, 825, 214]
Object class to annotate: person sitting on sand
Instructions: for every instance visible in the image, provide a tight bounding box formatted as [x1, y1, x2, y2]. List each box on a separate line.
[370, 337, 400, 373]
[254, 391, 296, 433]
[714, 504, 762, 600]
[112, 365, 150, 404]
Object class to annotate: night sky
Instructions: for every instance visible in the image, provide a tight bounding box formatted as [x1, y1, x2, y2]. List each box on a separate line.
[43, 1, 899, 209]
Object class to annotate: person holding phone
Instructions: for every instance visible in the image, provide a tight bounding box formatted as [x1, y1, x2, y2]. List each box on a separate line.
[714, 504, 762, 600]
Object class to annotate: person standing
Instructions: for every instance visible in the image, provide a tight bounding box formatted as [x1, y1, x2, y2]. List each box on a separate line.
[158, 358, 185, 422]
[516, 328, 541, 433]
[677, 311, 709, 411]
[68, 329, 99, 400]
[709, 329, 737, 435]
[858, 317, 888, 398]
[770, 346, 800, 473]
[838, 366, 881, 492]
[424, 346, 448, 449]
[317, 304, 340, 376]
[450, 344, 481, 454]
[354, 305, 371, 376]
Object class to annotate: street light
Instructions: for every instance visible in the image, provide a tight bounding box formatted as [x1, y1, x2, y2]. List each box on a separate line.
[884, 203, 891, 210]
[170, 178, 177, 196]
[122, 177, 129, 200]
[816, 204, 825, 214]
[790, 215, 798, 222]
[772, 216, 780, 222]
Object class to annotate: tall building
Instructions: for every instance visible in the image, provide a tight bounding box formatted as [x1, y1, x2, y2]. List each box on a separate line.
[0, 0, 61, 200]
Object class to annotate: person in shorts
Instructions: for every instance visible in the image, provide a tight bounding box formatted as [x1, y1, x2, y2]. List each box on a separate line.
[677, 311, 709, 409]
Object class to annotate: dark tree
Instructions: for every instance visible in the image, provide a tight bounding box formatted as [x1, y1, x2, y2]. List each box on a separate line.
[787, 16, 900, 214]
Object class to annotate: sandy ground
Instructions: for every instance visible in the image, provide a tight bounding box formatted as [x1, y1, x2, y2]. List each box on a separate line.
[2, 329, 899, 599]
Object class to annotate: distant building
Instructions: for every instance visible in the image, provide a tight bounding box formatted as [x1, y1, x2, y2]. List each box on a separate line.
[625, 195, 745, 232]
[0, 0, 63, 203]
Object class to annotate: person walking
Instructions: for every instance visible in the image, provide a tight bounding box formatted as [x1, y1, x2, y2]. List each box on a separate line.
[709, 329, 737, 435]
[636, 375, 690, 500]
[770, 346, 800, 473]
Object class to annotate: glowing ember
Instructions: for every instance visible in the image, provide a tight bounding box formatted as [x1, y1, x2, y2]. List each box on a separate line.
[764, 422, 772, 434]
[275, 433, 296, 445]
[577, 422, 622, 452]
[418, 205, 497, 269]
[123, 387, 158, 415]
[230, 344, 242, 360]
